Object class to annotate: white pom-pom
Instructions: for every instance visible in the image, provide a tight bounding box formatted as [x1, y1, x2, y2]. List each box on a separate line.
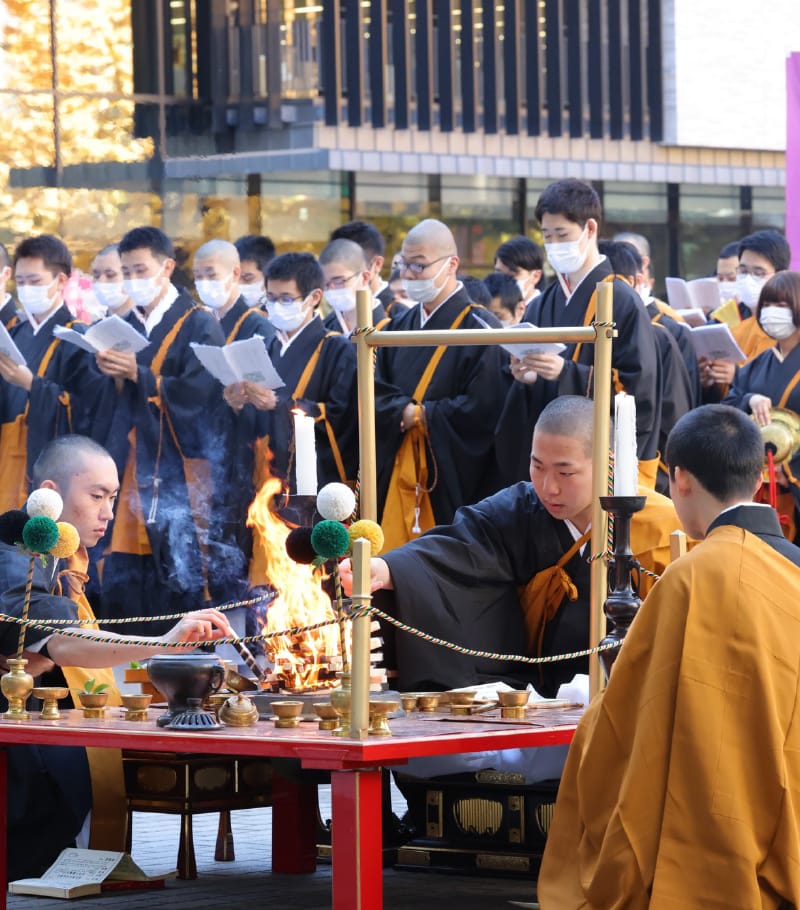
[26, 488, 64, 521]
[316, 483, 356, 522]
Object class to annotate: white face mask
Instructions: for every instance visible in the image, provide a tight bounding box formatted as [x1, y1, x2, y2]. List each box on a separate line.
[17, 278, 58, 318]
[718, 281, 738, 303]
[736, 273, 766, 310]
[516, 277, 530, 301]
[123, 266, 165, 310]
[325, 287, 358, 314]
[239, 283, 265, 308]
[196, 275, 232, 310]
[545, 225, 589, 275]
[636, 283, 652, 305]
[402, 257, 451, 306]
[93, 281, 127, 312]
[759, 305, 796, 340]
[267, 296, 309, 332]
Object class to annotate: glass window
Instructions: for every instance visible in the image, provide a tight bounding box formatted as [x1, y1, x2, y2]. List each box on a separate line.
[281, 3, 321, 99]
[441, 176, 517, 271]
[603, 181, 671, 292]
[679, 184, 741, 280]
[752, 187, 785, 231]
[260, 170, 346, 251]
[354, 172, 430, 262]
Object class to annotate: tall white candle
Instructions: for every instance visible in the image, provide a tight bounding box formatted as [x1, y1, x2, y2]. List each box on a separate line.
[293, 409, 318, 495]
[613, 392, 638, 496]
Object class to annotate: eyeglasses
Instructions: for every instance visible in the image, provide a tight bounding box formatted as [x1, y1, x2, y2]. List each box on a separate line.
[397, 254, 452, 277]
[324, 272, 359, 291]
[737, 266, 773, 279]
[265, 293, 304, 305]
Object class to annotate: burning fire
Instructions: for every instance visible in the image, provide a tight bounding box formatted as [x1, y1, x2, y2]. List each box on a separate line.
[247, 475, 341, 691]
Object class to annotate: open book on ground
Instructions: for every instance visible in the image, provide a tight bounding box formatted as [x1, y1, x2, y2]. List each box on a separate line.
[665, 277, 721, 325]
[8, 848, 176, 899]
[0, 320, 26, 365]
[53, 314, 149, 354]
[191, 335, 285, 388]
[688, 322, 746, 363]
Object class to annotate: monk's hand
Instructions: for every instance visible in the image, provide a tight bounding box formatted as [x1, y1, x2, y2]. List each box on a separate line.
[510, 356, 537, 384]
[8, 650, 56, 677]
[400, 401, 425, 432]
[223, 381, 248, 412]
[96, 349, 138, 382]
[703, 358, 735, 386]
[0, 353, 33, 390]
[165, 608, 235, 645]
[525, 352, 565, 381]
[339, 557, 393, 595]
[749, 393, 772, 427]
[243, 382, 277, 411]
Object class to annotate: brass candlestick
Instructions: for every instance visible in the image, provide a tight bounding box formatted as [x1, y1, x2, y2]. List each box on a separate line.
[33, 686, 69, 720]
[1, 659, 34, 720]
[598, 495, 647, 679]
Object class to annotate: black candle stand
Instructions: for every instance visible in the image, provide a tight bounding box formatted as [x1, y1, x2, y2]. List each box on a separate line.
[598, 494, 646, 679]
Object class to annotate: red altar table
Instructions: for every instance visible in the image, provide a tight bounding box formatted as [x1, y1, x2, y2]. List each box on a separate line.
[0, 708, 577, 909]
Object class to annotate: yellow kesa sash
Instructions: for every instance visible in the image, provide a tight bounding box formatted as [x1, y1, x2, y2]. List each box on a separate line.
[57, 548, 126, 852]
[380, 305, 473, 553]
[0, 330, 73, 513]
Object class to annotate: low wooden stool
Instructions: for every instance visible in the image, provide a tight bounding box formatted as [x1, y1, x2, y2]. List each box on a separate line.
[123, 750, 273, 879]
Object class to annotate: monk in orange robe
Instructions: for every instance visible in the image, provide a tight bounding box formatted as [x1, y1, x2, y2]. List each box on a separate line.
[539, 404, 800, 909]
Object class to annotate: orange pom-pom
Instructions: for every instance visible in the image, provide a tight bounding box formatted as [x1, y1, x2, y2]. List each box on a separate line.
[49, 521, 81, 559]
[347, 519, 384, 556]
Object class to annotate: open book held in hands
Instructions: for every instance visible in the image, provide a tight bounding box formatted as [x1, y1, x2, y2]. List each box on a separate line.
[0, 321, 26, 365]
[8, 848, 176, 898]
[53, 315, 149, 354]
[191, 335, 285, 388]
[665, 276, 721, 326]
[689, 322, 746, 363]
[473, 315, 566, 359]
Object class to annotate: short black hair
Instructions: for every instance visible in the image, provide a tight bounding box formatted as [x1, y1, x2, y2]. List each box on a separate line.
[598, 240, 643, 282]
[483, 271, 522, 318]
[757, 271, 800, 327]
[13, 234, 72, 278]
[235, 234, 276, 271]
[330, 221, 385, 260]
[738, 230, 791, 272]
[534, 178, 602, 228]
[31, 435, 113, 491]
[665, 404, 763, 501]
[118, 226, 175, 261]
[459, 274, 491, 308]
[266, 252, 324, 296]
[494, 236, 544, 273]
[718, 241, 741, 259]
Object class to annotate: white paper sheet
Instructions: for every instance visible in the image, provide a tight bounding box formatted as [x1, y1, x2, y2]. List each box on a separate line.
[53, 315, 149, 354]
[473, 316, 566, 358]
[191, 335, 285, 388]
[689, 322, 746, 362]
[0, 321, 26, 365]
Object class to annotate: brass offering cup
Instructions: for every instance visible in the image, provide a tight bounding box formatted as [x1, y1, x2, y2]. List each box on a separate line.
[313, 702, 339, 731]
[447, 690, 477, 716]
[271, 700, 304, 729]
[330, 672, 352, 736]
[498, 689, 529, 719]
[369, 699, 400, 736]
[78, 691, 108, 719]
[416, 693, 441, 713]
[400, 694, 418, 715]
[206, 693, 229, 720]
[121, 693, 152, 722]
[32, 686, 69, 720]
[1, 658, 34, 720]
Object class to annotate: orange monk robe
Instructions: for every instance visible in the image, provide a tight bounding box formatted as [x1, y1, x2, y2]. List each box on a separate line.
[633, 483, 688, 597]
[538, 524, 800, 909]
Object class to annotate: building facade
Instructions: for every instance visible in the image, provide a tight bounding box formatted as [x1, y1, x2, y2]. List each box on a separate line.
[0, 0, 792, 288]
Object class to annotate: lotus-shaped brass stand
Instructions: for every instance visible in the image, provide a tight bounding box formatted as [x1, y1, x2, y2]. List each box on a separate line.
[271, 700, 303, 729]
[121, 693, 152, 722]
[32, 686, 69, 720]
[448, 690, 477, 716]
[416, 693, 441, 713]
[369, 699, 400, 736]
[1, 659, 34, 720]
[313, 702, 339, 731]
[498, 689, 528, 719]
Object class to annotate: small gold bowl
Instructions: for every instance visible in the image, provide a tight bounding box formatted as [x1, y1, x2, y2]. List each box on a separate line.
[369, 699, 400, 736]
[400, 694, 418, 714]
[313, 702, 339, 731]
[32, 686, 70, 720]
[416, 693, 441, 713]
[121, 693, 152, 722]
[498, 690, 529, 708]
[271, 700, 304, 729]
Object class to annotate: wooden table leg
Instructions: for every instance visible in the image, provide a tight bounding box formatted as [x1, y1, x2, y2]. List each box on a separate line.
[0, 748, 7, 910]
[271, 766, 318, 873]
[331, 768, 383, 910]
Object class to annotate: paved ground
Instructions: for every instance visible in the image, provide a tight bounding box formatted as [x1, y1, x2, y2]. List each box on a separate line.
[7, 785, 540, 910]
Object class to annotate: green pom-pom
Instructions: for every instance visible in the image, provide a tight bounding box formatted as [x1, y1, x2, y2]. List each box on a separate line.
[22, 515, 60, 554]
[310, 519, 351, 560]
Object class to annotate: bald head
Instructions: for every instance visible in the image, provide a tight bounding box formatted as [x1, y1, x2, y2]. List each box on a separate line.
[403, 219, 458, 258]
[194, 239, 239, 271]
[534, 396, 595, 457]
[319, 238, 368, 272]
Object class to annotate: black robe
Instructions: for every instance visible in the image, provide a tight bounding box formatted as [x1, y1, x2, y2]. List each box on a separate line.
[379, 482, 590, 697]
[494, 260, 662, 488]
[0, 296, 20, 330]
[648, 302, 702, 407]
[265, 315, 358, 490]
[0, 553, 92, 881]
[374, 287, 508, 524]
[96, 292, 230, 633]
[723, 344, 800, 520]
[3, 305, 101, 483]
[651, 321, 693, 494]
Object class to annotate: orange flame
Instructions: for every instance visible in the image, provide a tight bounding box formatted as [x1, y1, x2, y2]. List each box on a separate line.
[247, 475, 340, 691]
